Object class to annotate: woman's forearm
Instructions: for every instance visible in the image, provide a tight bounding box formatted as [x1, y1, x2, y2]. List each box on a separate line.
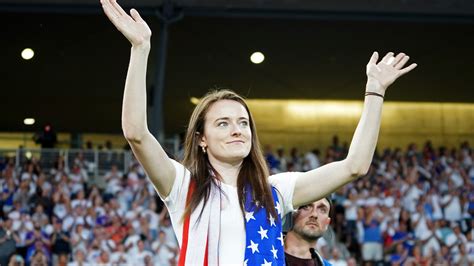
[346, 80, 384, 176]
[345, 52, 416, 176]
[122, 44, 151, 141]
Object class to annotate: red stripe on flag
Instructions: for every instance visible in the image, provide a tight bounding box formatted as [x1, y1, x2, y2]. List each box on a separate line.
[204, 237, 209, 266]
[178, 179, 195, 266]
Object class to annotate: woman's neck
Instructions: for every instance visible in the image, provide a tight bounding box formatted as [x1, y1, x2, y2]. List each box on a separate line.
[208, 157, 242, 186]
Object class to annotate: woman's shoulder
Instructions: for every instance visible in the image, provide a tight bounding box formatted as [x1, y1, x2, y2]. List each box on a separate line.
[268, 171, 301, 184]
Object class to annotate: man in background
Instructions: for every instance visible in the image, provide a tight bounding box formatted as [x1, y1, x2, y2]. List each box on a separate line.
[284, 196, 333, 266]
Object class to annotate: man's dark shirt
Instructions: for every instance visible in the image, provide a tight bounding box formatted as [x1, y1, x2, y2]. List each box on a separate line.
[285, 252, 321, 266]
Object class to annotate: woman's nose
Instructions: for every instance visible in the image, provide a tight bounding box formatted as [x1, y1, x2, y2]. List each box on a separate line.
[231, 122, 242, 136]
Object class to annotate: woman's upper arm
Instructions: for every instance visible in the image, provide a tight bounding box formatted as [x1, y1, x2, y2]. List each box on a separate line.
[127, 131, 176, 197]
[292, 159, 356, 208]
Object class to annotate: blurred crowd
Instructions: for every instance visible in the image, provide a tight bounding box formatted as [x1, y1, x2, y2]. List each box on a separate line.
[266, 137, 474, 265]
[0, 153, 178, 266]
[0, 136, 473, 265]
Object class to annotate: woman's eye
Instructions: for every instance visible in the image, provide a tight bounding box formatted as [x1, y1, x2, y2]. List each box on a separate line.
[217, 121, 228, 127]
[240, 121, 249, 127]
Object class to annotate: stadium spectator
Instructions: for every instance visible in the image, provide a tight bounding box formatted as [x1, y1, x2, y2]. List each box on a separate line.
[33, 124, 57, 149]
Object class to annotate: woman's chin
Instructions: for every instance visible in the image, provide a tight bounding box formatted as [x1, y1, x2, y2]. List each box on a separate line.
[212, 152, 249, 164]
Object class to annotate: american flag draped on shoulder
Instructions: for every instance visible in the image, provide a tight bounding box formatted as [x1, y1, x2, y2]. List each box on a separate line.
[178, 180, 285, 265]
[244, 186, 285, 266]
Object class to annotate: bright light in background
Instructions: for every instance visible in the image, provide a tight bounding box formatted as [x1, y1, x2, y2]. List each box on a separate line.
[25, 151, 32, 159]
[190, 97, 200, 105]
[24, 118, 35, 125]
[250, 52, 265, 64]
[286, 101, 363, 118]
[21, 48, 35, 60]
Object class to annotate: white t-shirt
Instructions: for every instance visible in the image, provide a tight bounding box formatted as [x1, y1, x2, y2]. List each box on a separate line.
[141, 210, 160, 231]
[419, 230, 440, 256]
[127, 249, 154, 265]
[402, 185, 422, 213]
[383, 196, 395, 208]
[53, 203, 68, 219]
[449, 170, 464, 188]
[466, 239, 474, 263]
[161, 224, 178, 247]
[67, 262, 92, 266]
[365, 196, 381, 207]
[123, 234, 141, 250]
[160, 159, 298, 265]
[445, 233, 460, 255]
[303, 152, 320, 171]
[110, 252, 128, 264]
[411, 213, 429, 238]
[342, 199, 358, 221]
[152, 241, 177, 266]
[429, 194, 443, 220]
[441, 195, 462, 221]
[71, 199, 88, 210]
[329, 259, 348, 266]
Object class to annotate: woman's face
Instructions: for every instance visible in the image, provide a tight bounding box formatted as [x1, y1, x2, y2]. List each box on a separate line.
[200, 100, 252, 164]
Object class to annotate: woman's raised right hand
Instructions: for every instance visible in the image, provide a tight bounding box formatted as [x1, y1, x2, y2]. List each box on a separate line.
[100, 0, 151, 47]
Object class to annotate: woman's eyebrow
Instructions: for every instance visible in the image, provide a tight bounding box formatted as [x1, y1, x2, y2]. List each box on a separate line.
[214, 117, 230, 122]
[214, 117, 248, 122]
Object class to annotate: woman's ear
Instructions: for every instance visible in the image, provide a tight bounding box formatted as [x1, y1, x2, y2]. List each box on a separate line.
[196, 131, 207, 148]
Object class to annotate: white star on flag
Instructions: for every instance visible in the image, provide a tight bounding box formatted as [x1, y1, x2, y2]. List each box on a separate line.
[258, 226, 268, 240]
[275, 201, 281, 215]
[244, 259, 248, 266]
[277, 232, 284, 246]
[247, 240, 259, 254]
[268, 214, 276, 227]
[245, 211, 256, 222]
[261, 258, 272, 266]
[270, 245, 278, 259]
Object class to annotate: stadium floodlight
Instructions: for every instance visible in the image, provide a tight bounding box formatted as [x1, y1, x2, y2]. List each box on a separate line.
[250, 52, 265, 64]
[190, 97, 200, 105]
[24, 118, 35, 125]
[21, 48, 35, 60]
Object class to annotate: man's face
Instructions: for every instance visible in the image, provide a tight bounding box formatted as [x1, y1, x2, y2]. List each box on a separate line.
[292, 198, 331, 241]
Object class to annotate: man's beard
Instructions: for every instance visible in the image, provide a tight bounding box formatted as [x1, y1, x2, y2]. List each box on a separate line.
[293, 222, 324, 242]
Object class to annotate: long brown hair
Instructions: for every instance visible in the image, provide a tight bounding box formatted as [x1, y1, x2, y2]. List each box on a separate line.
[182, 89, 277, 220]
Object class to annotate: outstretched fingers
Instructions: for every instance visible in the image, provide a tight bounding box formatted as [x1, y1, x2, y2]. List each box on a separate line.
[394, 55, 410, 70]
[101, 0, 132, 26]
[130, 8, 145, 23]
[101, 0, 120, 21]
[391, 53, 406, 67]
[399, 63, 417, 76]
[381, 52, 394, 64]
[109, 0, 128, 18]
[368, 51, 379, 65]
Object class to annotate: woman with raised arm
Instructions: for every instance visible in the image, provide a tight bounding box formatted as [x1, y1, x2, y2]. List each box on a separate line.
[100, 0, 417, 264]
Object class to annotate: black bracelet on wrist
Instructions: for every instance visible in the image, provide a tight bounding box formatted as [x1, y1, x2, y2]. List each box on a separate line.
[365, 91, 384, 99]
